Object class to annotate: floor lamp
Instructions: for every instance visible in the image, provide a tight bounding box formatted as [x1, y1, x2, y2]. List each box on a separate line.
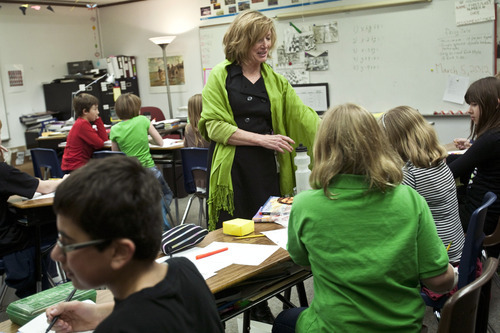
[149, 36, 176, 120]
[71, 73, 115, 120]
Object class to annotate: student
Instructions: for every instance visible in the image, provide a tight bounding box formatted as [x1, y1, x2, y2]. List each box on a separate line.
[0, 119, 64, 295]
[184, 94, 209, 148]
[46, 156, 223, 333]
[61, 93, 108, 173]
[448, 77, 500, 240]
[109, 93, 173, 230]
[273, 103, 457, 333]
[380, 106, 465, 264]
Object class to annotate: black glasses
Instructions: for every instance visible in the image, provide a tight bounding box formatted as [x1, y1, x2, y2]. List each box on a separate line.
[56, 238, 108, 254]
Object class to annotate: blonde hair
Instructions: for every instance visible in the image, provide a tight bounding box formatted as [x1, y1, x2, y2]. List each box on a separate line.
[187, 94, 205, 147]
[380, 106, 447, 168]
[311, 103, 403, 197]
[115, 93, 141, 120]
[223, 10, 277, 65]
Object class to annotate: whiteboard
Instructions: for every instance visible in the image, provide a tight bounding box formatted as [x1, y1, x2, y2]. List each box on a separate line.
[0, 73, 9, 141]
[199, 0, 495, 115]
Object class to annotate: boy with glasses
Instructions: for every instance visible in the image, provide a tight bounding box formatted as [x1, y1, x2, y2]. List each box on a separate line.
[46, 156, 223, 332]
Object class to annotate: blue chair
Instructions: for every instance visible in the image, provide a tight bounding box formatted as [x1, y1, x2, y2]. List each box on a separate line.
[92, 150, 126, 159]
[422, 191, 497, 329]
[180, 148, 208, 226]
[30, 148, 64, 179]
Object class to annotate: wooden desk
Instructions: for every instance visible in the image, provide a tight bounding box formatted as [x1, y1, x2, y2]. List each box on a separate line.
[8, 196, 56, 293]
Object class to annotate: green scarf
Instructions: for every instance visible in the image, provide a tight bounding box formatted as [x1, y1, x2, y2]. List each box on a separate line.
[200, 60, 320, 230]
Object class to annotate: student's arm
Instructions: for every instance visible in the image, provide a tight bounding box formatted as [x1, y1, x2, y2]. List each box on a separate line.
[111, 141, 120, 151]
[148, 123, 163, 147]
[46, 301, 113, 333]
[448, 134, 490, 178]
[80, 118, 107, 149]
[36, 178, 63, 194]
[421, 264, 457, 294]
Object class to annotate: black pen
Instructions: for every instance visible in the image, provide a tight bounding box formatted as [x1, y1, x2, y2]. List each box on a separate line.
[45, 288, 77, 333]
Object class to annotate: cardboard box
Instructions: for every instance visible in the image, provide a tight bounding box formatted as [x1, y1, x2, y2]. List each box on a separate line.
[6, 146, 34, 176]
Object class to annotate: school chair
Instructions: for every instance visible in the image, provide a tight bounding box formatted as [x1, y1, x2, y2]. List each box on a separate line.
[437, 257, 499, 333]
[140, 106, 166, 121]
[179, 147, 208, 226]
[422, 191, 497, 328]
[30, 148, 64, 179]
[92, 150, 126, 159]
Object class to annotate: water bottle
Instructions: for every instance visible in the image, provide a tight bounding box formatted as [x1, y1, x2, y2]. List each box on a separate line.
[294, 143, 311, 194]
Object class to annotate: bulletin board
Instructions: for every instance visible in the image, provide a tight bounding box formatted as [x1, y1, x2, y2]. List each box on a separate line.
[199, 0, 496, 115]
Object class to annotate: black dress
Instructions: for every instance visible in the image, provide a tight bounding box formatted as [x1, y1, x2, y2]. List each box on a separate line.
[209, 64, 280, 228]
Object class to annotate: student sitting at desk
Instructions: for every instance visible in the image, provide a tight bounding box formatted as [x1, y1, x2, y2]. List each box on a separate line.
[184, 94, 209, 148]
[273, 104, 456, 333]
[379, 106, 465, 264]
[109, 93, 173, 230]
[0, 119, 64, 296]
[46, 156, 223, 333]
[61, 93, 108, 173]
[448, 76, 500, 256]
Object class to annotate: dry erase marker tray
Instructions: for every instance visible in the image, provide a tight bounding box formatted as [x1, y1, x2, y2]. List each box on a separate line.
[6, 282, 97, 326]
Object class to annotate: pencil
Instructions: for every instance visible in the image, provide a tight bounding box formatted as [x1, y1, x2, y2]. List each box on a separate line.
[446, 241, 453, 252]
[45, 288, 77, 333]
[234, 234, 266, 240]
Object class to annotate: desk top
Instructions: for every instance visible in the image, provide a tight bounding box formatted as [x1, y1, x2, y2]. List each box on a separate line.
[8, 195, 54, 209]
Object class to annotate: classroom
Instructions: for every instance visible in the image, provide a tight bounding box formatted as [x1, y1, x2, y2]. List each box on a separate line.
[0, 0, 500, 332]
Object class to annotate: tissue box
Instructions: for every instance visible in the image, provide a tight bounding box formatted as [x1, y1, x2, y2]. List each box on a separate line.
[223, 218, 254, 236]
[6, 282, 97, 326]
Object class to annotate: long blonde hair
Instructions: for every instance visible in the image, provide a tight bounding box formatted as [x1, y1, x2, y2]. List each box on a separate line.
[311, 103, 403, 198]
[380, 106, 447, 168]
[187, 94, 205, 147]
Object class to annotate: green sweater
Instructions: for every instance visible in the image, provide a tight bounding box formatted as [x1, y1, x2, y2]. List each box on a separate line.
[288, 174, 449, 332]
[199, 60, 320, 230]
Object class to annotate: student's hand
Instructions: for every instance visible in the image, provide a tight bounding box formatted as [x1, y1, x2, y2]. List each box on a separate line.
[453, 138, 471, 150]
[46, 301, 110, 333]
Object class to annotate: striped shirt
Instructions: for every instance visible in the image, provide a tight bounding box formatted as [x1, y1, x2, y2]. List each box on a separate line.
[403, 160, 465, 263]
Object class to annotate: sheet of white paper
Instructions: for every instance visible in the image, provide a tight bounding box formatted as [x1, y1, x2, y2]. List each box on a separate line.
[18, 300, 95, 333]
[149, 138, 183, 148]
[261, 228, 289, 250]
[443, 74, 469, 104]
[29, 192, 55, 200]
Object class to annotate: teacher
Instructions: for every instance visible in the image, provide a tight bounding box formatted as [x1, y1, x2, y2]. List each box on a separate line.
[200, 10, 320, 232]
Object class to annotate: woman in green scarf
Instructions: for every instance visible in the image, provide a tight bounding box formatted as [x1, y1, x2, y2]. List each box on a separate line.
[199, 10, 320, 232]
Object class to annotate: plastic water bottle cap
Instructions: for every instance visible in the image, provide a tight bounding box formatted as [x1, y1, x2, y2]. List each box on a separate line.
[296, 143, 307, 153]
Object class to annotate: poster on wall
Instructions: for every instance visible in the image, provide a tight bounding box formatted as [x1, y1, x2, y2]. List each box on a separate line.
[5, 64, 25, 93]
[147, 55, 186, 93]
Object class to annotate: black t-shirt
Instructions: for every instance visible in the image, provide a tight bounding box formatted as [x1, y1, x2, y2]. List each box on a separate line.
[95, 257, 224, 333]
[0, 162, 39, 256]
[449, 129, 500, 233]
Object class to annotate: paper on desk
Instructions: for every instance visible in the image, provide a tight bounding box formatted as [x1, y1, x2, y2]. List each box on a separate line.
[18, 300, 95, 333]
[156, 241, 280, 279]
[29, 192, 55, 200]
[448, 150, 466, 155]
[149, 138, 183, 148]
[261, 228, 288, 250]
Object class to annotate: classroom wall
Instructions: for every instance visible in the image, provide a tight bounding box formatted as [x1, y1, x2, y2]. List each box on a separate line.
[0, 6, 98, 148]
[0, 0, 480, 147]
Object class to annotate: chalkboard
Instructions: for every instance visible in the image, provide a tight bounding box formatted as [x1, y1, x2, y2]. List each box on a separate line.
[199, 0, 495, 115]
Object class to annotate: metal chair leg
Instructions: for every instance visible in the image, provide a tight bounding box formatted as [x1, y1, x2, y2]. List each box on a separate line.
[180, 195, 196, 225]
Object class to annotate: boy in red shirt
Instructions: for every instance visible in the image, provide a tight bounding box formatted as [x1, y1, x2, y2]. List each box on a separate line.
[61, 93, 108, 172]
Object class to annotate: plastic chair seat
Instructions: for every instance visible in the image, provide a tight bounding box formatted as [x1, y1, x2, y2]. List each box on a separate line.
[30, 148, 63, 179]
[140, 106, 166, 121]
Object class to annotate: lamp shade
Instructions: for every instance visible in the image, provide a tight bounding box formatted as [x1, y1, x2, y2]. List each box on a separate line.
[149, 36, 176, 45]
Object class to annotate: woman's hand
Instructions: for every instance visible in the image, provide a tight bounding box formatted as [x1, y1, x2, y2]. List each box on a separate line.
[258, 134, 295, 153]
[453, 138, 471, 150]
[45, 301, 113, 333]
[227, 129, 295, 153]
